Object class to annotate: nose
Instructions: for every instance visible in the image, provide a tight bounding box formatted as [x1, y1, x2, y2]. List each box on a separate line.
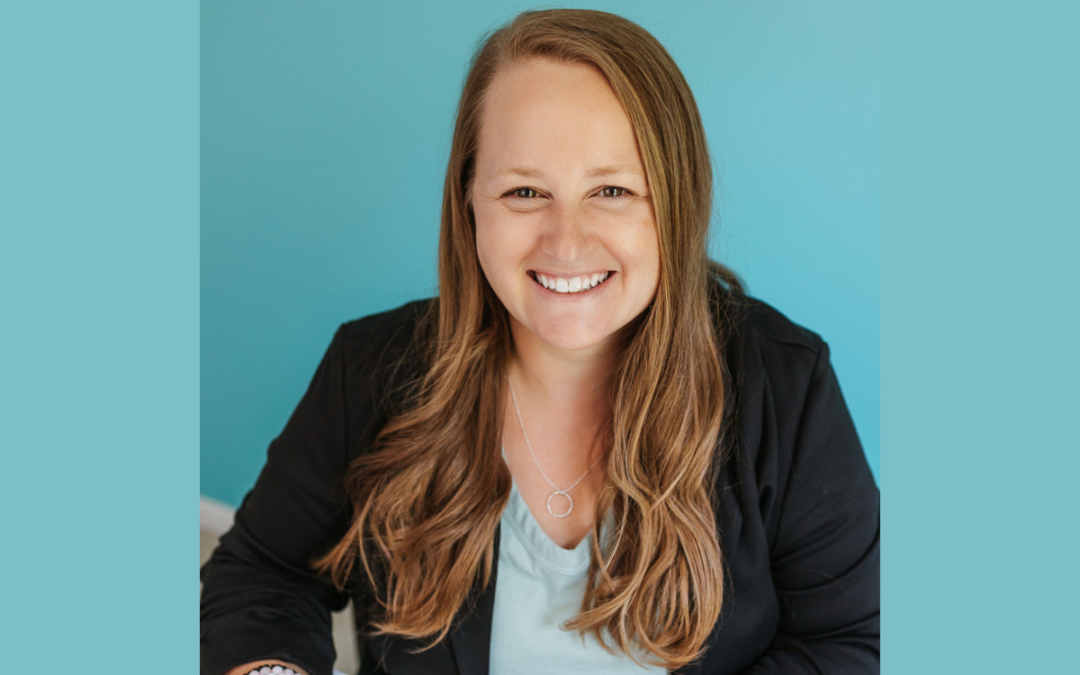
[544, 204, 588, 262]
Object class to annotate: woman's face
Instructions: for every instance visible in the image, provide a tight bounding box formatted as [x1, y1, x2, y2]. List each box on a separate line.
[471, 58, 660, 357]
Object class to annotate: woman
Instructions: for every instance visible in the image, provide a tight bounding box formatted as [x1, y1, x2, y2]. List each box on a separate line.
[200, 9, 879, 675]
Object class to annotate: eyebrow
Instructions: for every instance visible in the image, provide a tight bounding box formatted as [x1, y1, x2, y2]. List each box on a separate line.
[490, 164, 644, 181]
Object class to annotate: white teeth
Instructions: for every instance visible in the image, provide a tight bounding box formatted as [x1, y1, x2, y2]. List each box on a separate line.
[534, 271, 612, 294]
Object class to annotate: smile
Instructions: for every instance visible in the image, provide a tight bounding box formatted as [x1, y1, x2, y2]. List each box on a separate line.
[528, 270, 615, 295]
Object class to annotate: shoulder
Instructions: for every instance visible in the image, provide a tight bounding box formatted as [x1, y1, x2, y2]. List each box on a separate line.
[737, 295, 828, 389]
[711, 282, 835, 475]
[340, 296, 435, 346]
[741, 296, 824, 356]
[710, 279, 827, 390]
[336, 296, 436, 367]
[326, 297, 437, 455]
[330, 297, 436, 408]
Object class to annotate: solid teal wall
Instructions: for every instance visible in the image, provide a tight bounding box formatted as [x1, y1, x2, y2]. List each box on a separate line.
[201, 1, 879, 507]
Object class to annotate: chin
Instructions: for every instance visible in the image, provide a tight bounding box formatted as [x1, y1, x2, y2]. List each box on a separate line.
[533, 325, 613, 352]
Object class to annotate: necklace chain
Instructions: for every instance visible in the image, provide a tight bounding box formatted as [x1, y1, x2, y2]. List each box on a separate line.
[507, 375, 602, 518]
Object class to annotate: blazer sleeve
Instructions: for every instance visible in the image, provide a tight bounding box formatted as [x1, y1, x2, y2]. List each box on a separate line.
[200, 325, 356, 675]
[741, 342, 880, 674]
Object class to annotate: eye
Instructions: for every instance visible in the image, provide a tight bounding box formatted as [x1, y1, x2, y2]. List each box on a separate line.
[507, 187, 540, 199]
[599, 186, 631, 198]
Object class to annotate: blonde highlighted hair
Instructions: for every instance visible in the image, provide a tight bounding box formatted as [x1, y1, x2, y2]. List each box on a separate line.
[313, 8, 746, 670]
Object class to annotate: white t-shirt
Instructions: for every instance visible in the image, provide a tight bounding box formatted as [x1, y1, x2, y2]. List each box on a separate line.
[488, 457, 668, 675]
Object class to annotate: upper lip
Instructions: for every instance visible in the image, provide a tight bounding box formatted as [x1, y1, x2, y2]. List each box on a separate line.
[529, 269, 614, 278]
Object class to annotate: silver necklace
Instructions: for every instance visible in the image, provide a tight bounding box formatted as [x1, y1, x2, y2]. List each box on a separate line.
[507, 375, 603, 519]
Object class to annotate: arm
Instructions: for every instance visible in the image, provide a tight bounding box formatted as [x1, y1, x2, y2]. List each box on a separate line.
[200, 326, 355, 675]
[741, 342, 880, 674]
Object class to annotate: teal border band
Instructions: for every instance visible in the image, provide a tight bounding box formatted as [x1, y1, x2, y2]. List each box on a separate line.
[883, 1, 1080, 672]
[0, 1, 199, 672]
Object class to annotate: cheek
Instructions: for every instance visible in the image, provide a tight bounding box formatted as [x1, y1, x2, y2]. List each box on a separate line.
[637, 248, 661, 300]
[474, 222, 493, 275]
[473, 209, 520, 286]
[619, 216, 661, 281]
[473, 205, 497, 268]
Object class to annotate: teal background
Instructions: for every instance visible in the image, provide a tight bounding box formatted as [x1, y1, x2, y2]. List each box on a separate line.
[201, 1, 881, 508]
[5, 0, 1080, 673]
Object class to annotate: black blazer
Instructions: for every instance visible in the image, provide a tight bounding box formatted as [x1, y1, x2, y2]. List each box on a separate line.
[200, 281, 880, 675]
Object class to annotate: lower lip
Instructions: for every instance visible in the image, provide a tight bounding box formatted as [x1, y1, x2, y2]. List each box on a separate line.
[529, 272, 615, 300]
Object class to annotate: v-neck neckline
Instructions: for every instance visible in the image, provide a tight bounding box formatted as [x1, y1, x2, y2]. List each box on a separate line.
[499, 446, 616, 574]
[502, 471, 594, 574]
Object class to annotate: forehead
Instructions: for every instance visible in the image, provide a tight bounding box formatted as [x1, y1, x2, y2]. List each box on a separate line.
[476, 58, 643, 175]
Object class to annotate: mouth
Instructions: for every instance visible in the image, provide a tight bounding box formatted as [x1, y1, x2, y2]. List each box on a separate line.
[527, 270, 616, 296]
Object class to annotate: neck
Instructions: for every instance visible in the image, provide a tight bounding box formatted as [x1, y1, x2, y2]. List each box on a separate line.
[506, 320, 622, 417]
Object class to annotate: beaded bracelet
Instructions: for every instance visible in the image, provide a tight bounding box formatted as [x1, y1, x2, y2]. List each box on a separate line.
[244, 665, 297, 675]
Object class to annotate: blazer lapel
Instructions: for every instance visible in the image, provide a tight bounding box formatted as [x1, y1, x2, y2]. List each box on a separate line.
[448, 523, 500, 675]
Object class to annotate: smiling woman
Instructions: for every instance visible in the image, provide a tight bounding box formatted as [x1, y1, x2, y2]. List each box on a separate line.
[473, 58, 660, 355]
[200, 8, 879, 675]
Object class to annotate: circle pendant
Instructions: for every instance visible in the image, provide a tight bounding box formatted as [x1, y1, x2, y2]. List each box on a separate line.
[546, 490, 574, 518]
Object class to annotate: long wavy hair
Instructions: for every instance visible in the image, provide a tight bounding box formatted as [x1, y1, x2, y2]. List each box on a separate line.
[313, 8, 746, 670]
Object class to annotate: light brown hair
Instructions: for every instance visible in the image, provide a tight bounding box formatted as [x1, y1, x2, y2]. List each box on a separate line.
[313, 8, 746, 670]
